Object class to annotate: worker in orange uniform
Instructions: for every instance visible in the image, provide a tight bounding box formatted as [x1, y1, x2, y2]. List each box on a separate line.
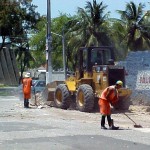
[22, 73, 32, 108]
[99, 80, 123, 130]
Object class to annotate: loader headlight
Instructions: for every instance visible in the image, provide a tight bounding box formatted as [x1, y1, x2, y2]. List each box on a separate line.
[103, 66, 107, 71]
[95, 66, 100, 72]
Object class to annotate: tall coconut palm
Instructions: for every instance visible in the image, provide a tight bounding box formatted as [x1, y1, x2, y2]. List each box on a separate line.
[110, 21, 128, 60]
[65, 0, 111, 71]
[117, 1, 150, 51]
[69, 0, 110, 47]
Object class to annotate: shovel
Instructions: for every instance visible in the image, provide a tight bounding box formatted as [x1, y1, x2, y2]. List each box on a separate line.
[123, 113, 142, 128]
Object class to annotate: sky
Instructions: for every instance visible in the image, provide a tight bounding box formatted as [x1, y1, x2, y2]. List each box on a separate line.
[0, 0, 149, 43]
[32, 0, 149, 18]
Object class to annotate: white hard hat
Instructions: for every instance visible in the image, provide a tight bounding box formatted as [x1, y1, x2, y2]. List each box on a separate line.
[25, 73, 30, 78]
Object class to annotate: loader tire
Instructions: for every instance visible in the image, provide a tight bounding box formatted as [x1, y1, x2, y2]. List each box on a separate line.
[76, 84, 94, 112]
[54, 84, 71, 109]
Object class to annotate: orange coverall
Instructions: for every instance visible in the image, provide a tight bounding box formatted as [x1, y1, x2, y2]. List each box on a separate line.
[22, 78, 32, 99]
[99, 86, 119, 115]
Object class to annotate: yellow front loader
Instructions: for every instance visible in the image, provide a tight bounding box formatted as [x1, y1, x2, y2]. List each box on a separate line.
[47, 47, 132, 112]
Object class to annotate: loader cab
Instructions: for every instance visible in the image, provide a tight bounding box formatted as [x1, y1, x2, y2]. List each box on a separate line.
[91, 48, 113, 66]
[76, 47, 114, 79]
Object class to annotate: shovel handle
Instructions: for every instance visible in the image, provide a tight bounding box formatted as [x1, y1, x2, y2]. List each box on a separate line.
[123, 113, 137, 124]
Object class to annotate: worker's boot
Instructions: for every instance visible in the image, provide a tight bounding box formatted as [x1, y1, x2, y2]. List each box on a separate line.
[101, 115, 107, 129]
[26, 99, 29, 108]
[108, 119, 119, 130]
[24, 99, 27, 108]
[24, 99, 29, 108]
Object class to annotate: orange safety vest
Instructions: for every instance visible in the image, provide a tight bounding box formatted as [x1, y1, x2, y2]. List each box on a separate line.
[22, 78, 32, 99]
[100, 86, 118, 103]
[99, 86, 119, 115]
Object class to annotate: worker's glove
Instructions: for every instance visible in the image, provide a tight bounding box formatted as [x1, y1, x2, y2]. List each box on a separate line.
[110, 105, 114, 109]
[107, 99, 112, 105]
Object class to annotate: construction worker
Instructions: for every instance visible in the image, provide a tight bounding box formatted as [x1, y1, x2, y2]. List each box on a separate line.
[99, 80, 123, 130]
[22, 73, 32, 108]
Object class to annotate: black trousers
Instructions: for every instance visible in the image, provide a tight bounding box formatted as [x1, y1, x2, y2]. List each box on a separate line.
[101, 115, 112, 127]
[24, 99, 29, 108]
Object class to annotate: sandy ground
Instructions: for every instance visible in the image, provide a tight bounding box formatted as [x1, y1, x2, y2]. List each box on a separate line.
[1, 87, 150, 131]
[111, 105, 150, 129]
[29, 93, 150, 130]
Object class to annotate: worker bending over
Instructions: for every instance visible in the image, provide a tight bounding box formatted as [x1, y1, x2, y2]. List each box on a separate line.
[99, 80, 123, 130]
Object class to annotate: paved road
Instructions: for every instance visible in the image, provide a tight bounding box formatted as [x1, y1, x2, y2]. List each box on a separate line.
[0, 96, 150, 150]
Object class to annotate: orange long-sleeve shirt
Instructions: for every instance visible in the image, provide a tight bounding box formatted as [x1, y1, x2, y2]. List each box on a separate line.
[22, 77, 32, 99]
[99, 85, 119, 115]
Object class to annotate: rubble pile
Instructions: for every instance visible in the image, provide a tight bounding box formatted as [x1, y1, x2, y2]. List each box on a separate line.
[30, 87, 54, 108]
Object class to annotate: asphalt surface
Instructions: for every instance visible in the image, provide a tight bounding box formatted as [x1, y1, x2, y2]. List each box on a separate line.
[0, 95, 150, 150]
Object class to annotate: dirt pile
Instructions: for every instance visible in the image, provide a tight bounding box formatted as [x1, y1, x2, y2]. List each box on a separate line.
[129, 105, 150, 113]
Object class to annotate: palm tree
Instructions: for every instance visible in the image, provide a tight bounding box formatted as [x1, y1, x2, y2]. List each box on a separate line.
[110, 21, 128, 59]
[65, 0, 111, 71]
[117, 1, 150, 51]
[69, 0, 110, 47]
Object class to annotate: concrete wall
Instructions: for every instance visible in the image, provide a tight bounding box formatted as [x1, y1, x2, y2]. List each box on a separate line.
[0, 49, 12, 85]
[118, 51, 150, 105]
[0, 46, 19, 86]
[0, 59, 5, 84]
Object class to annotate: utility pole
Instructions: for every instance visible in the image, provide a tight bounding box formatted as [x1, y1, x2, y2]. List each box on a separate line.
[62, 28, 67, 79]
[46, 0, 52, 84]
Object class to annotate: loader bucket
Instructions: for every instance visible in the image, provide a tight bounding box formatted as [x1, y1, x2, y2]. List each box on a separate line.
[47, 81, 64, 101]
[114, 88, 132, 110]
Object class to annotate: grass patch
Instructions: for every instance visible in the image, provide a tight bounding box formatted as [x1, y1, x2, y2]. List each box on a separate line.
[0, 84, 8, 88]
[0, 84, 4, 87]
[0, 91, 9, 96]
